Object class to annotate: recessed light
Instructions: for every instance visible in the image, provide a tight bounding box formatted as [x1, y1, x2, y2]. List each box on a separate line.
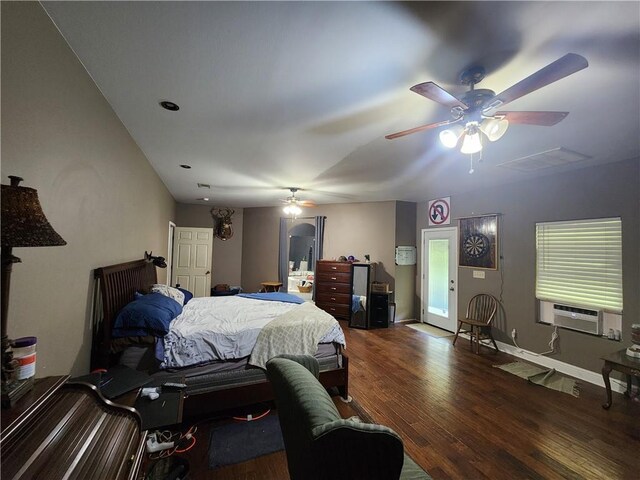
[180, 164, 191, 169]
[160, 100, 180, 111]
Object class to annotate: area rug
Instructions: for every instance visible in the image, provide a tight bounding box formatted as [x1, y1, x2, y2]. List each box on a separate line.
[405, 323, 454, 338]
[208, 414, 284, 469]
[495, 362, 580, 397]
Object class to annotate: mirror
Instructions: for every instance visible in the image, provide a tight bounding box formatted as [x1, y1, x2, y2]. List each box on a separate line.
[288, 223, 315, 273]
[350, 264, 371, 329]
[285, 221, 315, 300]
[279, 216, 325, 300]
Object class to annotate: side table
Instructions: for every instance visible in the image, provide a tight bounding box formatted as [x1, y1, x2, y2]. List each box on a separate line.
[601, 349, 640, 409]
[261, 281, 283, 292]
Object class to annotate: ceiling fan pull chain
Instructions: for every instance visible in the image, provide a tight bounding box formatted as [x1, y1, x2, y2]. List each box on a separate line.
[469, 154, 475, 175]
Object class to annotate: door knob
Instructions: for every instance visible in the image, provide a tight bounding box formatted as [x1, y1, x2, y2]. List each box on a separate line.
[205, 270, 211, 275]
[449, 287, 455, 291]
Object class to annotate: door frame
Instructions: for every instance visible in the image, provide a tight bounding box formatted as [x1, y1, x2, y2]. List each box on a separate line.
[420, 227, 458, 331]
[166, 221, 176, 286]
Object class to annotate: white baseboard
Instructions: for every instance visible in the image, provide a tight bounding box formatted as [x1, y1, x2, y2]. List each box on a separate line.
[460, 334, 627, 395]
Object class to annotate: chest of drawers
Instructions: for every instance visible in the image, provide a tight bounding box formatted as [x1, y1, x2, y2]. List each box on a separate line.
[315, 261, 352, 321]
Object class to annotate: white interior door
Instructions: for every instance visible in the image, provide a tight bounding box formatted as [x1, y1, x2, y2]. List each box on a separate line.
[171, 227, 213, 297]
[421, 227, 458, 331]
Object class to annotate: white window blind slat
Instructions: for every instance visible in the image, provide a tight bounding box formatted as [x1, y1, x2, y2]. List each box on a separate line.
[536, 217, 623, 313]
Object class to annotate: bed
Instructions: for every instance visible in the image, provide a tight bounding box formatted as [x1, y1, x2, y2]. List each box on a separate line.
[91, 259, 349, 418]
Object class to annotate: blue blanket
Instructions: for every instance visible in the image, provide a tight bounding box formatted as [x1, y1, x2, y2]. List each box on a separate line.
[238, 292, 304, 304]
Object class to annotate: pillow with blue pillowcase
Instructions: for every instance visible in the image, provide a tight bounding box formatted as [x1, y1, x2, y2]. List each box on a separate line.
[113, 292, 182, 338]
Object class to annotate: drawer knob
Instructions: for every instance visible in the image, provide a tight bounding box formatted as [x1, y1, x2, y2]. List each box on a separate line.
[331, 266, 337, 270]
[331, 277, 337, 280]
[331, 287, 337, 290]
[331, 297, 336, 301]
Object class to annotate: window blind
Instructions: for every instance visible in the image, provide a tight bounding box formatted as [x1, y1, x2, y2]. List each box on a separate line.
[536, 217, 623, 313]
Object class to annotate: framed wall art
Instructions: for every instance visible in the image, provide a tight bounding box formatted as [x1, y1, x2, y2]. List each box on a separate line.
[458, 214, 499, 270]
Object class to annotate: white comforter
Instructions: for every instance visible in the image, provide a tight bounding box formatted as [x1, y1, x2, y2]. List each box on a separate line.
[161, 296, 345, 368]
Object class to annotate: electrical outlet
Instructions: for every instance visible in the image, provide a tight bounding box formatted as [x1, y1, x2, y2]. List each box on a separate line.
[472, 270, 485, 279]
[511, 328, 517, 338]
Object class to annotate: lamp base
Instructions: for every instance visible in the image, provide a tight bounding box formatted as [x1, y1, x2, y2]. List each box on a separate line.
[1, 377, 34, 409]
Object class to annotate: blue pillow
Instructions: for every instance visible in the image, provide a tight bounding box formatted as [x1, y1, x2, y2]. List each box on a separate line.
[112, 293, 182, 338]
[177, 287, 193, 305]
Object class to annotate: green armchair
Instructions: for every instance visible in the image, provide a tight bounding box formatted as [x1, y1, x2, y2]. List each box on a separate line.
[266, 355, 430, 480]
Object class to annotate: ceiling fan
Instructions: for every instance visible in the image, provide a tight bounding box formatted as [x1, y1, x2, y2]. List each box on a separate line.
[282, 188, 316, 217]
[385, 53, 589, 157]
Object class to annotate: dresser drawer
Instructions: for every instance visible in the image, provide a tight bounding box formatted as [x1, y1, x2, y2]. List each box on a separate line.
[316, 262, 352, 274]
[316, 302, 351, 320]
[316, 292, 351, 306]
[316, 282, 352, 295]
[316, 272, 351, 284]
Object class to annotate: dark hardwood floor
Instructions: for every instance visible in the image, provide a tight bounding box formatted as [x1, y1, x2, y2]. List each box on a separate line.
[159, 321, 640, 479]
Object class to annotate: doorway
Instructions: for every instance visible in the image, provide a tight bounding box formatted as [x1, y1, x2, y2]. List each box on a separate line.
[421, 227, 458, 332]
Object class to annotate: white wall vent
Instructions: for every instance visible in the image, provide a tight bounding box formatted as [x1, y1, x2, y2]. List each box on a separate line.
[497, 147, 591, 171]
[553, 304, 602, 335]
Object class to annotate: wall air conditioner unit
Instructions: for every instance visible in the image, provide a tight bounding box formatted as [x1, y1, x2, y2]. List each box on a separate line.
[553, 304, 602, 335]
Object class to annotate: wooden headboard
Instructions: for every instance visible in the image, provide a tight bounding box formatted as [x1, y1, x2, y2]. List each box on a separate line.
[92, 259, 157, 370]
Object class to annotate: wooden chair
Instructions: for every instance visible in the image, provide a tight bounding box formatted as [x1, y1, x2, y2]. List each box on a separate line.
[453, 293, 499, 354]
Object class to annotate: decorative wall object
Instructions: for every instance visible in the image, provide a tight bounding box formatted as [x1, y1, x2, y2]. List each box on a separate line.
[210, 208, 234, 240]
[458, 215, 498, 269]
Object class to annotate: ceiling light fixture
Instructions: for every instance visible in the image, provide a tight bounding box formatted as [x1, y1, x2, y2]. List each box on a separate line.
[439, 116, 509, 173]
[160, 100, 180, 111]
[283, 204, 302, 218]
[283, 188, 303, 219]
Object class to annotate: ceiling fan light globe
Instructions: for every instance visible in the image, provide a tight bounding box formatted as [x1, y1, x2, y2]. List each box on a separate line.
[439, 129, 459, 148]
[481, 118, 509, 142]
[291, 205, 302, 216]
[460, 131, 483, 154]
[283, 205, 292, 215]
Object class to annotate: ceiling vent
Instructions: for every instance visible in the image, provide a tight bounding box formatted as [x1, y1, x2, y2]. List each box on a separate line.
[197, 183, 211, 189]
[497, 147, 591, 172]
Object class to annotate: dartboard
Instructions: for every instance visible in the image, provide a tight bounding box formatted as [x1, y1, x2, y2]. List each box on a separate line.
[463, 233, 490, 258]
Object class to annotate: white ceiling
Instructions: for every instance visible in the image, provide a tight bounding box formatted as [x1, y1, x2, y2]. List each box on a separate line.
[43, 1, 640, 207]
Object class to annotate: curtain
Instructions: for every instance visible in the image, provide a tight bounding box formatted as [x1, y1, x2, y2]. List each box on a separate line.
[314, 216, 325, 264]
[314, 216, 326, 300]
[278, 217, 289, 292]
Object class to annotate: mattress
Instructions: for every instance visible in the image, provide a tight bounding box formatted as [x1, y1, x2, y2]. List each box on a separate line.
[120, 343, 342, 396]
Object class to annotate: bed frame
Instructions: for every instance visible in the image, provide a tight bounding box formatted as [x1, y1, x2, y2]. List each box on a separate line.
[92, 259, 349, 418]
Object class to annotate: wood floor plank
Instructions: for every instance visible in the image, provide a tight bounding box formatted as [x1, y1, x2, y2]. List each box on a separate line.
[159, 320, 639, 479]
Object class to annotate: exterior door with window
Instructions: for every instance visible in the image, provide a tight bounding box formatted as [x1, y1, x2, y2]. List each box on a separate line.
[421, 227, 458, 331]
[171, 227, 213, 297]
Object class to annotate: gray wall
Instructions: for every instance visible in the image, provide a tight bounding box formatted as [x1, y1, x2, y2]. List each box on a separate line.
[2, 2, 176, 377]
[416, 157, 640, 373]
[175, 204, 244, 287]
[395, 202, 417, 320]
[242, 202, 401, 304]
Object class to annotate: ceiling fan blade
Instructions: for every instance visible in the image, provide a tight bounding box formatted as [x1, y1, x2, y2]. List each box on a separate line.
[385, 119, 458, 140]
[410, 82, 469, 109]
[299, 200, 317, 207]
[485, 53, 588, 110]
[495, 111, 569, 126]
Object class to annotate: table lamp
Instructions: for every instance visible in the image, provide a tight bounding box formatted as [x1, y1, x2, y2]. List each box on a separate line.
[1, 176, 66, 408]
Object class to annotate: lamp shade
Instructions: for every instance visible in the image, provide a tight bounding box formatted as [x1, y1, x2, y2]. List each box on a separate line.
[460, 131, 482, 154]
[480, 117, 509, 142]
[1, 177, 66, 248]
[439, 125, 464, 149]
[283, 204, 302, 216]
